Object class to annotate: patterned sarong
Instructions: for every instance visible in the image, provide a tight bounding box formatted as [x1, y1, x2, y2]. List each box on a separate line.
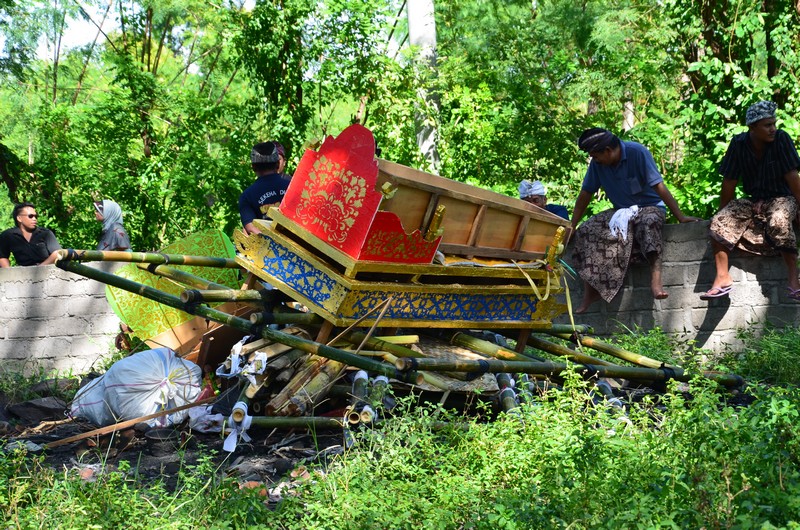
[709, 197, 798, 257]
[571, 206, 666, 302]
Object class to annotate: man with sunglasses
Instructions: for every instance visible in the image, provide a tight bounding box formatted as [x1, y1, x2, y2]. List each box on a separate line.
[0, 202, 61, 267]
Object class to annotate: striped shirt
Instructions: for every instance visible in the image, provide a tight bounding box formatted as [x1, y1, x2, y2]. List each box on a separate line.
[719, 130, 800, 200]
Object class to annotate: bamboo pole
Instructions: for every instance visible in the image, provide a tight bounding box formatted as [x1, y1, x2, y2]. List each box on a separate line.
[347, 371, 370, 424]
[523, 335, 615, 367]
[247, 416, 345, 429]
[56, 248, 239, 268]
[137, 263, 231, 291]
[337, 334, 448, 389]
[393, 357, 743, 388]
[448, 331, 543, 362]
[249, 311, 323, 326]
[181, 289, 266, 304]
[546, 331, 683, 372]
[546, 324, 594, 335]
[56, 261, 419, 383]
[495, 373, 518, 412]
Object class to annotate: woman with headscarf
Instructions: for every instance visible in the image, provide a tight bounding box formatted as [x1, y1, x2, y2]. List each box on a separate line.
[94, 200, 131, 251]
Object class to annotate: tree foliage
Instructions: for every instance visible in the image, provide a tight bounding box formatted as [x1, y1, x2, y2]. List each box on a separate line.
[1, 0, 800, 248]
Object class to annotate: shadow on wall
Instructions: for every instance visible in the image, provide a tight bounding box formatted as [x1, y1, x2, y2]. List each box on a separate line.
[554, 220, 800, 354]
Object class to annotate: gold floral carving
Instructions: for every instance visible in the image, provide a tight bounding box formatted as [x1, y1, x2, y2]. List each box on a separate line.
[294, 155, 368, 244]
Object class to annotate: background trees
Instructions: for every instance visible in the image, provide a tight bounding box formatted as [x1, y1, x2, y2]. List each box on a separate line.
[1, 0, 798, 250]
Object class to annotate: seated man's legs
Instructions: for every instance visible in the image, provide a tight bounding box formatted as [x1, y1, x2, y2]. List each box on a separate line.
[764, 196, 800, 292]
[704, 199, 754, 296]
[632, 206, 667, 299]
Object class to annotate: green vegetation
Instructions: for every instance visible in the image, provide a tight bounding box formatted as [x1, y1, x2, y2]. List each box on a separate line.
[3, 328, 800, 528]
[2, 0, 799, 248]
[3, 376, 800, 528]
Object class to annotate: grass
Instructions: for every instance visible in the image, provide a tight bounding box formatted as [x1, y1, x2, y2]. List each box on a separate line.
[3, 327, 800, 528]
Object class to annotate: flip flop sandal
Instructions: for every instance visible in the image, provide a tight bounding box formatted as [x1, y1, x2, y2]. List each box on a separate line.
[699, 285, 732, 300]
[788, 288, 800, 302]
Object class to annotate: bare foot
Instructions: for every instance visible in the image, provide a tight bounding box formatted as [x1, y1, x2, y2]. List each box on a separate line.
[575, 287, 602, 314]
[652, 288, 668, 300]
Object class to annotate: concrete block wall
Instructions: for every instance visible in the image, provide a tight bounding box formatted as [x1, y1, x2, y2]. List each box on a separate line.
[1, 221, 798, 376]
[0, 262, 123, 375]
[553, 220, 800, 353]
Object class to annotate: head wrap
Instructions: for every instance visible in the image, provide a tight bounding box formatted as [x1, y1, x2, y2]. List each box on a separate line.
[273, 141, 286, 159]
[578, 127, 617, 153]
[519, 180, 546, 199]
[97, 199, 123, 232]
[251, 142, 280, 164]
[745, 101, 777, 126]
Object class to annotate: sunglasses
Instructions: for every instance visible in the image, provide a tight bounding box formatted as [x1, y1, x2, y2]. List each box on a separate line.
[25, 214, 38, 219]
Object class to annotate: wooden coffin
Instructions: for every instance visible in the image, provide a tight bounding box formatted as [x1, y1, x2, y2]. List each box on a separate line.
[376, 159, 571, 261]
[276, 123, 570, 265]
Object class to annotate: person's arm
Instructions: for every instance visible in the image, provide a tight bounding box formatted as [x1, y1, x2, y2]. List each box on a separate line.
[784, 169, 800, 206]
[38, 250, 60, 266]
[570, 190, 593, 230]
[0, 258, 10, 268]
[719, 178, 738, 210]
[652, 182, 702, 222]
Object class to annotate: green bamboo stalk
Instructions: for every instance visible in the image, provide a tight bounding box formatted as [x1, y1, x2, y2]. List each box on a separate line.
[448, 331, 543, 362]
[181, 289, 266, 304]
[348, 370, 370, 424]
[393, 357, 743, 388]
[248, 416, 345, 429]
[546, 332, 682, 372]
[136, 263, 231, 290]
[56, 260, 418, 384]
[495, 373, 519, 412]
[524, 335, 614, 366]
[547, 324, 594, 334]
[250, 311, 323, 326]
[56, 248, 239, 268]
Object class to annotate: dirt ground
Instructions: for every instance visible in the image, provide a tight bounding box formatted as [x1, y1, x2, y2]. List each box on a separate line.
[5, 408, 347, 503]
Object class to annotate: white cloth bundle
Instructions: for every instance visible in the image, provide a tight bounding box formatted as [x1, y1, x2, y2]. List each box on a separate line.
[608, 205, 639, 241]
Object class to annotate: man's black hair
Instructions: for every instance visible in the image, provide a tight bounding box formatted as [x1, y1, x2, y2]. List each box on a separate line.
[12, 202, 35, 227]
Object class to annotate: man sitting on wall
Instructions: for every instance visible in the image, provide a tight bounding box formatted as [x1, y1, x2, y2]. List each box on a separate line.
[701, 100, 800, 301]
[0, 202, 61, 267]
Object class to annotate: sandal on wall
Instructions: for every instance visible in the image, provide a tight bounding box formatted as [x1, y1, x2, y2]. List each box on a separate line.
[699, 285, 732, 300]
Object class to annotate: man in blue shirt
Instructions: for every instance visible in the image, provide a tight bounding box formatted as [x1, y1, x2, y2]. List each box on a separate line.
[519, 179, 569, 220]
[570, 128, 699, 313]
[239, 141, 292, 235]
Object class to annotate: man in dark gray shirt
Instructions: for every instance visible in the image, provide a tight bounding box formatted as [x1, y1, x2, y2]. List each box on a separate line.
[702, 101, 800, 301]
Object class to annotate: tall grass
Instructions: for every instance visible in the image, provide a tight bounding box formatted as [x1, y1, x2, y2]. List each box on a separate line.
[4, 375, 799, 529]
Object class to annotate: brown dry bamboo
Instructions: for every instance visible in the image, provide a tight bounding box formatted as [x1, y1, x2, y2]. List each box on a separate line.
[264, 355, 326, 416]
[286, 360, 347, 416]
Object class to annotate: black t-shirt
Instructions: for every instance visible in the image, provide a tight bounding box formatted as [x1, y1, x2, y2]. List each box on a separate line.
[238, 172, 292, 226]
[0, 226, 62, 266]
[719, 130, 800, 200]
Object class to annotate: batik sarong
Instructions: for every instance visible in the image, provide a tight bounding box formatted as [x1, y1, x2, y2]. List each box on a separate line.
[571, 206, 666, 302]
[709, 197, 798, 257]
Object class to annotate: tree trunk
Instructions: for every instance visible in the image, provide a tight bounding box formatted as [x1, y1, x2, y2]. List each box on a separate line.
[407, 0, 440, 173]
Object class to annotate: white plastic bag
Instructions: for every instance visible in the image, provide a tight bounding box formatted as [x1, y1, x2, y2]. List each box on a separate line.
[70, 348, 202, 427]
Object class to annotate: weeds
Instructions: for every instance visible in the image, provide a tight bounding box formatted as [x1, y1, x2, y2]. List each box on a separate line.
[3, 328, 800, 528]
